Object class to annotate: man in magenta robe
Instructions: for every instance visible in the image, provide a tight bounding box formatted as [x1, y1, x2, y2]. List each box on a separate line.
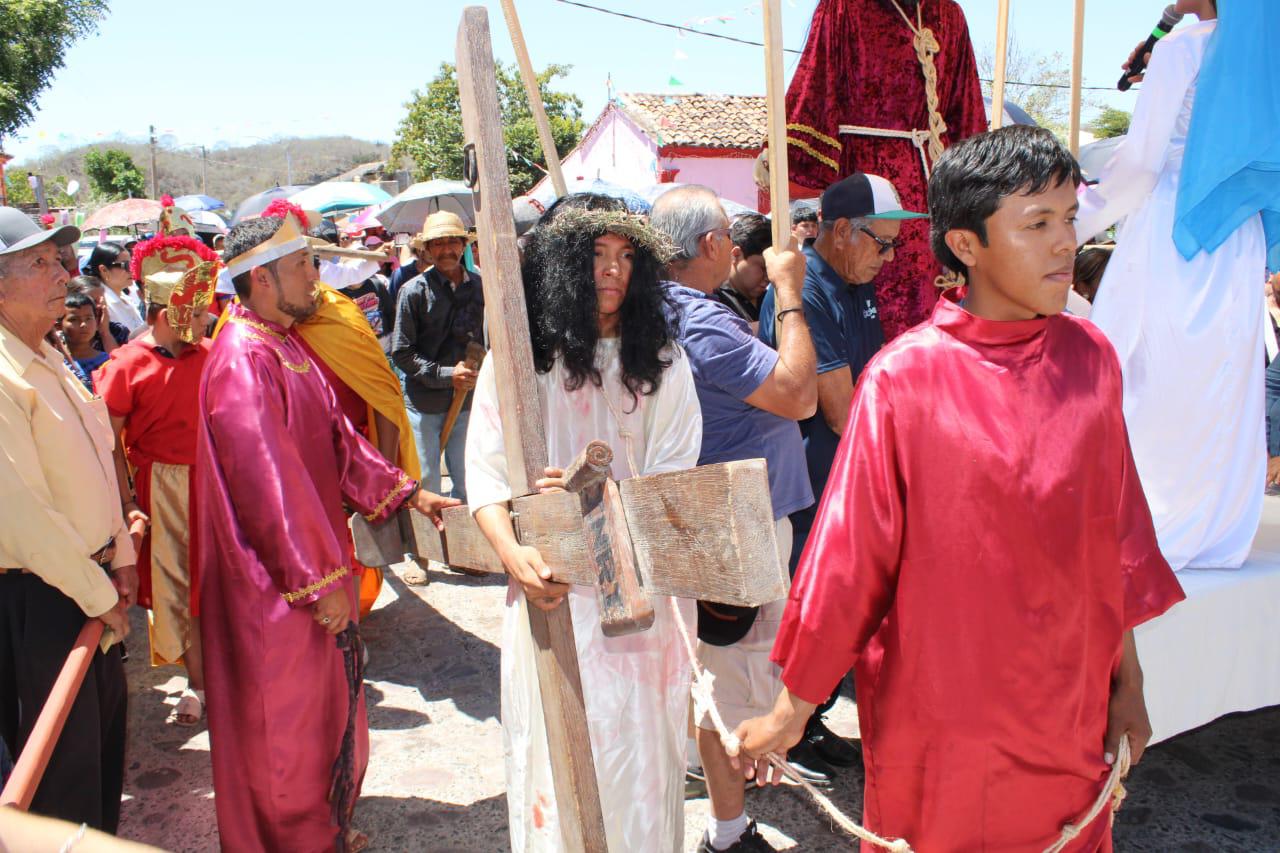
[197, 212, 454, 852]
[783, 0, 987, 340]
[735, 128, 1185, 850]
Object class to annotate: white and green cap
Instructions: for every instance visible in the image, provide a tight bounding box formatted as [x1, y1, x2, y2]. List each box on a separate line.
[820, 173, 928, 222]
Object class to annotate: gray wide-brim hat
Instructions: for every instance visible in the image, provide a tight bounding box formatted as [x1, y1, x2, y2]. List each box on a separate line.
[0, 207, 80, 256]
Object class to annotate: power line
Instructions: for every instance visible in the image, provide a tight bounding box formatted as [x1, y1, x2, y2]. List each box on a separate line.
[554, 0, 1117, 92]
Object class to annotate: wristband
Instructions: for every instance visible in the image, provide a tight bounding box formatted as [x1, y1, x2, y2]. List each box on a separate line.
[776, 307, 804, 321]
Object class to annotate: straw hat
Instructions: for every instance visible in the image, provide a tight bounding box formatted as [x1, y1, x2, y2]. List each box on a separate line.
[419, 211, 468, 243]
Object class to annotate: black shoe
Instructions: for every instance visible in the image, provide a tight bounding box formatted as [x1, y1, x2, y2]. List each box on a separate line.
[806, 717, 861, 768]
[698, 820, 778, 852]
[783, 739, 837, 787]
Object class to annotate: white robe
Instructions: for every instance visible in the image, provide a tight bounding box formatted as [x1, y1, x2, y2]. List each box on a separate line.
[1076, 19, 1266, 570]
[465, 341, 702, 852]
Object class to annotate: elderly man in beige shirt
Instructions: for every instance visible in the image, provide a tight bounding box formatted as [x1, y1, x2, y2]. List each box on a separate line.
[0, 206, 135, 833]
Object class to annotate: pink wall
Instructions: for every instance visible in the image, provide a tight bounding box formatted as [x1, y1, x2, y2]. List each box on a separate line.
[664, 155, 759, 211]
[543, 108, 659, 191]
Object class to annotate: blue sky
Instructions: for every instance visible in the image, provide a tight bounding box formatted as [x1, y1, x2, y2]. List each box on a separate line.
[5, 0, 1168, 163]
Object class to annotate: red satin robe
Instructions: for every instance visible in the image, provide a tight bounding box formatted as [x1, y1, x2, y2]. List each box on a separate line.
[196, 304, 416, 852]
[772, 291, 1185, 851]
[785, 0, 987, 340]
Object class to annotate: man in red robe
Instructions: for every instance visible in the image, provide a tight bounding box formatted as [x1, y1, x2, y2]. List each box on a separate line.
[735, 127, 1185, 850]
[783, 0, 987, 339]
[197, 211, 454, 851]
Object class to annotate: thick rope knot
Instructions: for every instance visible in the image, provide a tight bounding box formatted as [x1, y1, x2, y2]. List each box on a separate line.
[892, 0, 949, 167]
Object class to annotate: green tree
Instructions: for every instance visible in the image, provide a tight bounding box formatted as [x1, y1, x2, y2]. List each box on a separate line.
[392, 61, 584, 196]
[979, 38, 1093, 140]
[3, 172, 35, 206]
[1088, 107, 1132, 139]
[83, 147, 145, 198]
[0, 1, 109, 138]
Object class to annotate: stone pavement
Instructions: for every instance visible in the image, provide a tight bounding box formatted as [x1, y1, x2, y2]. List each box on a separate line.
[116, 563, 1280, 851]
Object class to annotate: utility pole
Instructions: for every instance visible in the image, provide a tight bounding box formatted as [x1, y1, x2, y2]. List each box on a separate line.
[149, 124, 159, 198]
[201, 145, 208, 194]
[28, 174, 47, 215]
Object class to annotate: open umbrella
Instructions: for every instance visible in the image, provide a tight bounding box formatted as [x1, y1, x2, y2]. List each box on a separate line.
[174, 194, 225, 212]
[232, 185, 309, 225]
[376, 180, 475, 233]
[983, 96, 1038, 129]
[532, 177, 651, 214]
[1077, 136, 1126, 182]
[288, 182, 392, 216]
[186, 209, 229, 234]
[82, 198, 163, 230]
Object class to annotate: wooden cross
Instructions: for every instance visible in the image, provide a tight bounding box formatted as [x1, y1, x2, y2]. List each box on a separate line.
[352, 8, 787, 850]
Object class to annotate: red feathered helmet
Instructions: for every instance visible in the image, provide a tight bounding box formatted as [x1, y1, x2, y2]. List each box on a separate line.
[130, 234, 222, 343]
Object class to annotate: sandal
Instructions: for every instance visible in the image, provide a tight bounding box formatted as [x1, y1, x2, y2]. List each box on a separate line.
[168, 688, 205, 727]
[402, 559, 430, 586]
[347, 829, 370, 853]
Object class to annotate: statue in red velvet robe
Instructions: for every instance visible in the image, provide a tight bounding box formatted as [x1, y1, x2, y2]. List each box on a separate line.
[785, 0, 987, 339]
[196, 302, 417, 851]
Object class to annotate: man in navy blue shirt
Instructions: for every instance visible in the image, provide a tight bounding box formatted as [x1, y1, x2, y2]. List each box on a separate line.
[652, 186, 817, 853]
[759, 170, 925, 778]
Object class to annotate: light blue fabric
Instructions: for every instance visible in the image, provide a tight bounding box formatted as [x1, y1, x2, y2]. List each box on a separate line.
[1174, 0, 1280, 271]
[406, 404, 470, 501]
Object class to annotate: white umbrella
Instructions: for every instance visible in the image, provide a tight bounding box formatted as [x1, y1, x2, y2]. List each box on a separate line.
[186, 209, 228, 234]
[1077, 135, 1126, 182]
[376, 180, 475, 234]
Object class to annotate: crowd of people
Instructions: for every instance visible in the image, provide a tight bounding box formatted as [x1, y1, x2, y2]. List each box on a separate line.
[2, 0, 1276, 851]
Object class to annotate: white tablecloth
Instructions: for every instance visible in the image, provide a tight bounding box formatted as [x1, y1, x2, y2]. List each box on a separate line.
[1137, 496, 1280, 744]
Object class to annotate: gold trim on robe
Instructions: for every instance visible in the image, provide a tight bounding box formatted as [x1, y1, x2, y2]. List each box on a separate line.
[281, 566, 350, 604]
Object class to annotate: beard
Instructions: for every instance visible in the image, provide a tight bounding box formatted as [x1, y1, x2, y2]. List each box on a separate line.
[276, 282, 320, 322]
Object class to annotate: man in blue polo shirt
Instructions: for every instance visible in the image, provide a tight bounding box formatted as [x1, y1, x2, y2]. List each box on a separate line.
[759, 170, 924, 777]
[651, 185, 817, 853]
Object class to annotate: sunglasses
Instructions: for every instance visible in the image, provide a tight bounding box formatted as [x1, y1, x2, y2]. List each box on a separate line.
[858, 226, 902, 256]
[102, 261, 130, 269]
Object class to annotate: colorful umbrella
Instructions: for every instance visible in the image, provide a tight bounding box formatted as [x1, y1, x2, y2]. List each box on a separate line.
[376, 180, 475, 233]
[232, 185, 309, 225]
[174, 194, 226, 212]
[81, 198, 163, 230]
[288, 182, 392, 216]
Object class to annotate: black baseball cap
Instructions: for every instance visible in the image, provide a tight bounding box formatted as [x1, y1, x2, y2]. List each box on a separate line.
[0, 207, 80, 256]
[820, 173, 927, 222]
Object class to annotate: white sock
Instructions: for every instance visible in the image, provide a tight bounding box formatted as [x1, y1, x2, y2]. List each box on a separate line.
[708, 812, 750, 850]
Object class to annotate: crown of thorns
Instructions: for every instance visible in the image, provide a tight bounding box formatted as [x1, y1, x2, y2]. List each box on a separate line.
[537, 207, 677, 263]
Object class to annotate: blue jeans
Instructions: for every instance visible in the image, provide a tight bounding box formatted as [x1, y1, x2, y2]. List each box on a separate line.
[406, 404, 470, 502]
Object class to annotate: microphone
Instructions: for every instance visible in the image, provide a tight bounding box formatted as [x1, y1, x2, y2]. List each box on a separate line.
[1118, 5, 1185, 91]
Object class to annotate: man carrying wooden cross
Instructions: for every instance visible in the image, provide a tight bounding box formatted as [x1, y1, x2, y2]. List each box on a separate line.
[465, 194, 704, 851]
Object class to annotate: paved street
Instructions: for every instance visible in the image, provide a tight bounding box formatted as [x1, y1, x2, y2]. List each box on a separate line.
[117, 563, 1280, 851]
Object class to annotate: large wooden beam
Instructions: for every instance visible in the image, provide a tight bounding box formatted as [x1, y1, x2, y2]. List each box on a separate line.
[457, 8, 606, 851]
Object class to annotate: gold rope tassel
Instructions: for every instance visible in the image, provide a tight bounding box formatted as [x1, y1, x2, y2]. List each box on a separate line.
[889, 0, 948, 167]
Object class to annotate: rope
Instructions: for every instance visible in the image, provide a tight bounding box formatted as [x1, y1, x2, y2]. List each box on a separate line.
[1042, 738, 1131, 853]
[888, 0, 948, 168]
[838, 125, 933, 180]
[593, 366, 1128, 851]
[596, 375, 909, 849]
[668, 597, 913, 852]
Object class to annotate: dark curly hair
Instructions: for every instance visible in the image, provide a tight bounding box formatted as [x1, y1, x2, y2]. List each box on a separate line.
[522, 193, 677, 407]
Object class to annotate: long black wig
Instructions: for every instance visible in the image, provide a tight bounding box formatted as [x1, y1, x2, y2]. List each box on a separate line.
[521, 193, 678, 407]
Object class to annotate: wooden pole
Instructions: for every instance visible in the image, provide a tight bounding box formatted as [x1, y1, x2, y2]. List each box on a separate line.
[991, 0, 1012, 130]
[457, 9, 606, 851]
[761, 0, 790, 244]
[0, 620, 105, 810]
[1069, 0, 1086, 156]
[499, 0, 569, 198]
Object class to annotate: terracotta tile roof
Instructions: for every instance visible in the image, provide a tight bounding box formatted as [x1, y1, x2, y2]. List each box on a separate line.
[618, 93, 766, 150]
